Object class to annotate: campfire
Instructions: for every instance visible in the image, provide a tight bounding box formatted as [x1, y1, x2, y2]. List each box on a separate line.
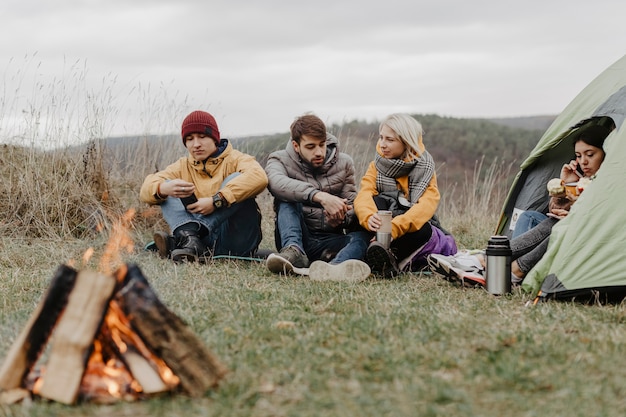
[0, 211, 227, 405]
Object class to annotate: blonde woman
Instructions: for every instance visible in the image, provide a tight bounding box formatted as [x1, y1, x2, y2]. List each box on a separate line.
[354, 113, 457, 277]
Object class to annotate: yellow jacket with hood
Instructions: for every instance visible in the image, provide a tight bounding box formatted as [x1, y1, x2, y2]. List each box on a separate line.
[354, 141, 440, 240]
[140, 140, 268, 206]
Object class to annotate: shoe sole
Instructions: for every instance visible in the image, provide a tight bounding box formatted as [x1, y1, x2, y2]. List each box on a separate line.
[366, 244, 399, 278]
[427, 255, 485, 288]
[309, 260, 371, 283]
[266, 254, 309, 275]
[171, 249, 199, 263]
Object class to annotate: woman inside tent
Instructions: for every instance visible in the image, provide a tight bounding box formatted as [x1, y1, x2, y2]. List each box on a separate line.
[428, 122, 613, 286]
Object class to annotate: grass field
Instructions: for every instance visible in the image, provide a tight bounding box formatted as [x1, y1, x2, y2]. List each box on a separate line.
[2, 209, 626, 416]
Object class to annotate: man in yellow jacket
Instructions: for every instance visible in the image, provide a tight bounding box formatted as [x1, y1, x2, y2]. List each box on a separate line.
[140, 110, 268, 262]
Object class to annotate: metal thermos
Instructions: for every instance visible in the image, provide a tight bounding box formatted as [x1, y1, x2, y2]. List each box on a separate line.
[485, 235, 512, 295]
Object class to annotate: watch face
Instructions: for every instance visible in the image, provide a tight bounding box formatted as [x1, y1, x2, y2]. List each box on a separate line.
[213, 195, 223, 208]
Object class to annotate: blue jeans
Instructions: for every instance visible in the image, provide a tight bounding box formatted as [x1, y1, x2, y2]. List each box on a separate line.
[511, 217, 558, 274]
[160, 174, 262, 256]
[512, 210, 547, 238]
[274, 201, 369, 264]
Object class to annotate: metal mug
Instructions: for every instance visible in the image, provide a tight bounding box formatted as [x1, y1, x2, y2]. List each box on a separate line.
[377, 210, 393, 249]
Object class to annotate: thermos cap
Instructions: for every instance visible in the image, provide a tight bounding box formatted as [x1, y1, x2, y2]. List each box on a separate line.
[487, 235, 511, 248]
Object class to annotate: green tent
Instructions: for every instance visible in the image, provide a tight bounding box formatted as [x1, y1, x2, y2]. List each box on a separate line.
[495, 54, 626, 302]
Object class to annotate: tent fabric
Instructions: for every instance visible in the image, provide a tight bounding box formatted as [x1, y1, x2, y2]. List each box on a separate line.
[494, 54, 626, 302]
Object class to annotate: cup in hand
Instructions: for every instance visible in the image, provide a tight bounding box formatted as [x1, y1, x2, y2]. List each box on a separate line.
[376, 210, 393, 249]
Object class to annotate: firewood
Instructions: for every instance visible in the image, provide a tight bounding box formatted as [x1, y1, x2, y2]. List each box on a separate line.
[0, 265, 77, 393]
[121, 350, 167, 394]
[37, 270, 117, 404]
[115, 264, 228, 397]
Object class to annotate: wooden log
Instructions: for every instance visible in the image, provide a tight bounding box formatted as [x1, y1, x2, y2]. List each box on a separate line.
[122, 350, 167, 394]
[0, 265, 77, 393]
[115, 264, 228, 397]
[37, 270, 117, 404]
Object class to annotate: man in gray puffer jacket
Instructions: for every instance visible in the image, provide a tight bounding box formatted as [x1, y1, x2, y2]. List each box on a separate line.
[265, 114, 371, 283]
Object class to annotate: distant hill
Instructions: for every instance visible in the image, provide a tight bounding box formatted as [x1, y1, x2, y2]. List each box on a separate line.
[486, 115, 556, 131]
[99, 114, 554, 192]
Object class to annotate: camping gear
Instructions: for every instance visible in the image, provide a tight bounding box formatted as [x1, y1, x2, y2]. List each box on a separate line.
[485, 236, 512, 295]
[495, 54, 626, 302]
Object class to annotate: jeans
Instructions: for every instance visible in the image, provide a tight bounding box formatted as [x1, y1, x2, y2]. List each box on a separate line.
[159, 174, 262, 256]
[274, 201, 369, 264]
[512, 210, 548, 238]
[511, 217, 558, 274]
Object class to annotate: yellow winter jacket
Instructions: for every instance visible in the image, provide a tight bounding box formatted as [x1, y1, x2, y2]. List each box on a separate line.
[354, 144, 440, 240]
[140, 141, 268, 206]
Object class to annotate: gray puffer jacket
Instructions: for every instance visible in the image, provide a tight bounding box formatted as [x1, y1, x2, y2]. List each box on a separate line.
[265, 133, 357, 233]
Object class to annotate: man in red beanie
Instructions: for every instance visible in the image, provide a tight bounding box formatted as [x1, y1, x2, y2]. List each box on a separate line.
[140, 110, 268, 262]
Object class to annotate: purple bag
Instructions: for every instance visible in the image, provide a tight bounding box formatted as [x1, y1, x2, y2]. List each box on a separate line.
[399, 225, 457, 272]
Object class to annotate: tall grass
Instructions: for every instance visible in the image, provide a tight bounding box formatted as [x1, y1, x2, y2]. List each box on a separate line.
[0, 56, 197, 238]
[439, 157, 515, 249]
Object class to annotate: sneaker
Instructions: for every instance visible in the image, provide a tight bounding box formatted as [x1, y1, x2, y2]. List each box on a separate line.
[309, 260, 371, 283]
[427, 252, 485, 287]
[366, 241, 400, 278]
[153, 231, 173, 259]
[266, 245, 309, 275]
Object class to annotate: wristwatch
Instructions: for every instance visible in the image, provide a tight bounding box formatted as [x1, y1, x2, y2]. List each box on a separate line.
[212, 193, 225, 209]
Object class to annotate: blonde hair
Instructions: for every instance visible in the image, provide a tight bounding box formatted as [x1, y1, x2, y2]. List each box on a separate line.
[379, 113, 423, 159]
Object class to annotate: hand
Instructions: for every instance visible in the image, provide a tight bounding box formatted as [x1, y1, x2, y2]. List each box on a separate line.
[560, 160, 582, 184]
[368, 213, 382, 232]
[160, 179, 195, 198]
[185, 197, 214, 215]
[326, 217, 344, 228]
[315, 192, 349, 222]
[550, 208, 569, 218]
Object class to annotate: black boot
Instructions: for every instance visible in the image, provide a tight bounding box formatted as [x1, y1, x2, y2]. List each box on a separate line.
[171, 229, 205, 263]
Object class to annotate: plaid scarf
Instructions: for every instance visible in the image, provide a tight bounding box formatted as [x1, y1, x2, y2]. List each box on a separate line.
[374, 151, 435, 204]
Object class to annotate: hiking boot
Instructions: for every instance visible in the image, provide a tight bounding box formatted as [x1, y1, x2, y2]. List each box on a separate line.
[153, 231, 174, 259]
[366, 241, 400, 278]
[309, 260, 371, 283]
[266, 245, 309, 275]
[427, 252, 485, 287]
[171, 230, 206, 263]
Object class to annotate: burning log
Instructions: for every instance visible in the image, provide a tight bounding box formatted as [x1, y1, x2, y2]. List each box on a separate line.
[0, 263, 227, 405]
[115, 264, 228, 397]
[0, 265, 78, 392]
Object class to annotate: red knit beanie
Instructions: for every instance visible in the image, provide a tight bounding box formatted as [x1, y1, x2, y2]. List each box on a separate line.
[181, 110, 220, 145]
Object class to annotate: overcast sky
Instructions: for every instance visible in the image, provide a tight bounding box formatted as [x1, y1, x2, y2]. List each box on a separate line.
[2, 0, 625, 142]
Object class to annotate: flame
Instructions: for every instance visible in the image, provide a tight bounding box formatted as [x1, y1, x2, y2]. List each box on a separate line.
[76, 292, 179, 402]
[105, 302, 180, 387]
[80, 338, 136, 403]
[99, 209, 135, 275]
[82, 247, 95, 264]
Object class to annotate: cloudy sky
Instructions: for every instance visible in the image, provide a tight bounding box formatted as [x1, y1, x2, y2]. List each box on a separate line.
[2, 0, 625, 141]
